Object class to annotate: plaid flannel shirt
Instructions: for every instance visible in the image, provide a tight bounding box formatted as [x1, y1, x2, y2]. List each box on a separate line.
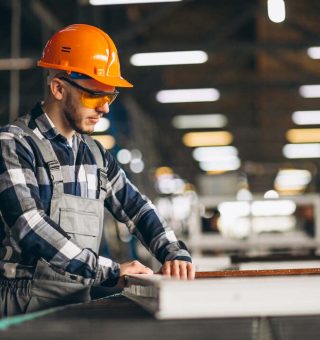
[0, 103, 191, 286]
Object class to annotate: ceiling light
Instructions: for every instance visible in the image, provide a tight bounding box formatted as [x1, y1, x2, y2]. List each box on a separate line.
[307, 47, 320, 59]
[130, 51, 207, 66]
[192, 146, 238, 162]
[267, 0, 286, 23]
[286, 128, 320, 143]
[156, 88, 220, 103]
[155, 166, 173, 177]
[236, 188, 253, 201]
[199, 158, 241, 172]
[274, 169, 312, 190]
[183, 131, 233, 147]
[218, 202, 251, 217]
[172, 114, 227, 129]
[264, 190, 280, 199]
[129, 159, 144, 173]
[90, 0, 182, 4]
[283, 143, 320, 158]
[131, 149, 142, 160]
[299, 85, 320, 98]
[292, 111, 320, 125]
[117, 149, 131, 164]
[251, 200, 296, 216]
[93, 117, 110, 132]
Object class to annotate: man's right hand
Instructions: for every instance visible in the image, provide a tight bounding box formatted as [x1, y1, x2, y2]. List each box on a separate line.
[116, 260, 153, 288]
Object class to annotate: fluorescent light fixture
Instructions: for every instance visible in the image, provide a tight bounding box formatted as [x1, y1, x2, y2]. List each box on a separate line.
[236, 188, 253, 201]
[292, 111, 320, 125]
[156, 88, 220, 103]
[274, 169, 312, 189]
[218, 217, 251, 239]
[307, 46, 320, 59]
[129, 159, 144, 173]
[251, 200, 296, 216]
[155, 166, 173, 177]
[157, 177, 185, 194]
[283, 143, 320, 158]
[267, 0, 286, 23]
[252, 216, 295, 233]
[183, 131, 233, 147]
[117, 149, 131, 164]
[264, 190, 280, 199]
[92, 135, 115, 149]
[131, 149, 142, 160]
[218, 202, 251, 217]
[192, 146, 238, 162]
[172, 114, 227, 129]
[299, 85, 320, 98]
[93, 117, 110, 132]
[90, 0, 182, 4]
[199, 157, 241, 172]
[130, 51, 208, 66]
[286, 128, 320, 143]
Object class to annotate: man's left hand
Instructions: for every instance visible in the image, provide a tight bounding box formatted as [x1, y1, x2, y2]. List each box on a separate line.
[160, 260, 195, 280]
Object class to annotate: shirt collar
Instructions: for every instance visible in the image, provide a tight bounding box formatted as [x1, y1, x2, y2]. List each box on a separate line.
[30, 102, 85, 144]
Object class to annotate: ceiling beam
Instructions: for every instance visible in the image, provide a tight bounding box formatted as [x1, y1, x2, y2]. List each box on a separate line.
[30, 0, 63, 31]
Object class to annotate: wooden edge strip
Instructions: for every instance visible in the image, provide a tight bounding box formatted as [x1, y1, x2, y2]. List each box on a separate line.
[195, 268, 320, 278]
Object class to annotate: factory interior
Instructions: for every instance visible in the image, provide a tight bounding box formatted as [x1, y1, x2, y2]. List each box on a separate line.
[2, 0, 320, 339]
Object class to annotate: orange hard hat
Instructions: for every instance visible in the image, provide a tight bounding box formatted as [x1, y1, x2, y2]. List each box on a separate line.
[37, 24, 133, 88]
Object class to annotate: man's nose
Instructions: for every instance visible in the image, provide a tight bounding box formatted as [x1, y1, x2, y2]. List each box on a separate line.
[96, 102, 109, 115]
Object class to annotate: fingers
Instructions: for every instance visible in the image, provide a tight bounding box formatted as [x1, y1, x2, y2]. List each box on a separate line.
[119, 260, 195, 281]
[161, 260, 195, 280]
[131, 260, 153, 275]
[187, 262, 195, 280]
[120, 260, 153, 276]
[161, 261, 171, 277]
[116, 261, 153, 289]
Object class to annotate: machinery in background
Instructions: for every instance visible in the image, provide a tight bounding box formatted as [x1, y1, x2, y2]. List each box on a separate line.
[191, 193, 320, 257]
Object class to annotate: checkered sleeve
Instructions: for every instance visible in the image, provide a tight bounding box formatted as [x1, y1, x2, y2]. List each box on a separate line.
[0, 128, 120, 286]
[103, 150, 192, 264]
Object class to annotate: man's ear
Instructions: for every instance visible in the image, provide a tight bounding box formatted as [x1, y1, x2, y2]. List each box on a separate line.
[50, 78, 65, 101]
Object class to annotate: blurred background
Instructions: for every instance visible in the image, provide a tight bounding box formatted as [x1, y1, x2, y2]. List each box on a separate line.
[2, 0, 320, 270]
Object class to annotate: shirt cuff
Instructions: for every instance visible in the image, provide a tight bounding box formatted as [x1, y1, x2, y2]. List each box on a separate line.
[93, 256, 121, 287]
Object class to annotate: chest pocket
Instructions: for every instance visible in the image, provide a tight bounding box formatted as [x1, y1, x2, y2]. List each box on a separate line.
[59, 208, 100, 251]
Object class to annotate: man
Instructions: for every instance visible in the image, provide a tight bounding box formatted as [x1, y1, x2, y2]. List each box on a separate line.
[0, 24, 194, 317]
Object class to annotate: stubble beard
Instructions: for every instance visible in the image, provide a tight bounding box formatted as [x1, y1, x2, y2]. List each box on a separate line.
[64, 95, 94, 135]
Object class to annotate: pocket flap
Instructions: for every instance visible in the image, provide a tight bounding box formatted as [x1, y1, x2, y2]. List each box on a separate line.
[59, 209, 100, 237]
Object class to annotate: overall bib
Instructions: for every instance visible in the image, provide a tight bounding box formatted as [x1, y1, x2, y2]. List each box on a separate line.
[14, 121, 108, 313]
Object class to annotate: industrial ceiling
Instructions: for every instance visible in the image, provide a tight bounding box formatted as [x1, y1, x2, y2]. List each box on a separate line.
[1, 0, 320, 196]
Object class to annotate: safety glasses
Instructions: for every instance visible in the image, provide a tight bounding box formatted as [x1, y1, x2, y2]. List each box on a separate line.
[59, 76, 119, 109]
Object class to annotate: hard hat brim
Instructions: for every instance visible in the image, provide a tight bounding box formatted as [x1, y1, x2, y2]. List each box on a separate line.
[38, 61, 133, 88]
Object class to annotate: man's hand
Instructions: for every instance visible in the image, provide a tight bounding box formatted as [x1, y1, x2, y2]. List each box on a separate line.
[160, 260, 195, 280]
[116, 260, 153, 288]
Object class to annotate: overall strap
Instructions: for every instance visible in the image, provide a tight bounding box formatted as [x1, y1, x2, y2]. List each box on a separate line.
[14, 120, 64, 196]
[83, 135, 108, 200]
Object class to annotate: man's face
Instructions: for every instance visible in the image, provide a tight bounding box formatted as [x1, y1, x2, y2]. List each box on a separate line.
[61, 78, 116, 135]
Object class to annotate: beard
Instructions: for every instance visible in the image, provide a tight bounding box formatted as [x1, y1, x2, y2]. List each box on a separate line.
[63, 94, 94, 135]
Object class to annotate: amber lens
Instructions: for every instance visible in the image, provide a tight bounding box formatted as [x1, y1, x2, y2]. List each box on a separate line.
[80, 92, 118, 109]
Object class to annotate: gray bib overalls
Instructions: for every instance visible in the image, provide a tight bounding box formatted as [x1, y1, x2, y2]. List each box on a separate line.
[1, 120, 108, 315]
